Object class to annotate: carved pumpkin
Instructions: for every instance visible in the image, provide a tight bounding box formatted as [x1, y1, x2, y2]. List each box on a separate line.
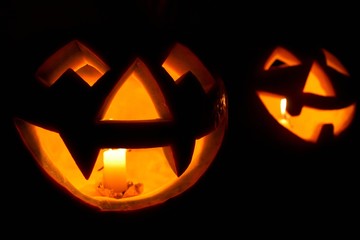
[255, 46, 356, 143]
[13, 39, 228, 211]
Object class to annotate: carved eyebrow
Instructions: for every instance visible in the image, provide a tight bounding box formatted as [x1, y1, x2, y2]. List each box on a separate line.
[322, 48, 350, 76]
[264, 46, 301, 70]
[36, 40, 110, 87]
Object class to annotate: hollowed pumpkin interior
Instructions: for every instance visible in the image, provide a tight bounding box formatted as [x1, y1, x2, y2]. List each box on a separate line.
[15, 40, 227, 211]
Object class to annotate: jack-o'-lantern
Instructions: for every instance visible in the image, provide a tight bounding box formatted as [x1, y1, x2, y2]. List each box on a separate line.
[255, 46, 356, 143]
[13, 39, 228, 211]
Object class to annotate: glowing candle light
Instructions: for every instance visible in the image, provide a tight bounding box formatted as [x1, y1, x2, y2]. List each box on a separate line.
[279, 98, 291, 127]
[103, 148, 128, 193]
[280, 98, 287, 118]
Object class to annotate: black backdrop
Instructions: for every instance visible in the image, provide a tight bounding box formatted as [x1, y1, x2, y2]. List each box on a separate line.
[1, 0, 359, 236]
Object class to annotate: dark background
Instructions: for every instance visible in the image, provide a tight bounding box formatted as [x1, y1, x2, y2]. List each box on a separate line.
[1, 0, 359, 236]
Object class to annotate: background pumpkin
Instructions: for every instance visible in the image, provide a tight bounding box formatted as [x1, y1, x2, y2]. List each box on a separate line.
[255, 46, 357, 144]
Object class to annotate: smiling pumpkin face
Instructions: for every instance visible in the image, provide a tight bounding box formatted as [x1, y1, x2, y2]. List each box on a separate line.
[13, 39, 228, 211]
[256, 46, 356, 143]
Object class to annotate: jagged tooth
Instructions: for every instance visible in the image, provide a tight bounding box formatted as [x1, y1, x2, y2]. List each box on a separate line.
[169, 139, 195, 177]
[60, 132, 98, 180]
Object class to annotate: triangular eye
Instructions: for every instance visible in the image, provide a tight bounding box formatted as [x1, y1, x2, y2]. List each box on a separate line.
[36, 40, 110, 87]
[322, 48, 350, 76]
[264, 46, 301, 70]
[100, 58, 172, 121]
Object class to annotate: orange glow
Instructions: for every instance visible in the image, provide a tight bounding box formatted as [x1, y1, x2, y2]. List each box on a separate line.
[14, 40, 227, 211]
[35, 40, 109, 87]
[162, 43, 215, 93]
[263, 46, 301, 70]
[257, 91, 356, 143]
[103, 148, 127, 193]
[322, 49, 350, 76]
[303, 62, 335, 97]
[257, 46, 356, 143]
[102, 59, 172, 121]
[280, 98, 287, 117]
[14, 119, 178, 197]
[14, 117, 218, 210]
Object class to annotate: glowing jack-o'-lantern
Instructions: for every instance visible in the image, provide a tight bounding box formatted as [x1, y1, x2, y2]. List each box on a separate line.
[13, 40, 227, 211]
[256, 46, 356, 143]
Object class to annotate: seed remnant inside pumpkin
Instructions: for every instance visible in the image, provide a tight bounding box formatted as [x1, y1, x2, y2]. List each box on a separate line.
[97, 181, 144, 199]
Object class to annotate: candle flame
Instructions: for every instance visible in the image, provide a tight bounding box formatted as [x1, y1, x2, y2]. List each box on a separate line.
[280, 98, 287, 116]
[279, 98, 291, 127]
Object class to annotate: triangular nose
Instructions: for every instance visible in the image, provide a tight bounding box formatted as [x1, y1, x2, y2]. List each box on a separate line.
[302, 62, 335, 97]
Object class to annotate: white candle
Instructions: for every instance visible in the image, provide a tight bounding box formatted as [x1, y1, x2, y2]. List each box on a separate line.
[103, 148, 128, 193]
